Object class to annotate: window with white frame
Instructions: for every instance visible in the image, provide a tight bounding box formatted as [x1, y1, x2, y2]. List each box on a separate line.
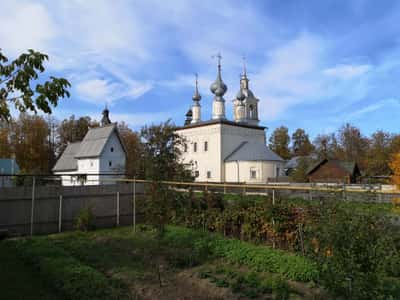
[250, 168, 257, 179]
[194, 142, 197, 152]
[207, 171, 211, 179]
[204, 141, 208, 151]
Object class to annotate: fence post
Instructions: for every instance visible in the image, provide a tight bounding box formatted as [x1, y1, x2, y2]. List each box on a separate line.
[133, 178, 136, 233]
[30, 176, 36, 236]
[342, 183, 346, 201]
[272, 189, 275, 205]
[116, 191, 120, 226]
[224, 183, 226, 194]
[58, 195, 63, 233]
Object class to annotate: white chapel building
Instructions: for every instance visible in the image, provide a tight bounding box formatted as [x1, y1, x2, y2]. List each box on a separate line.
[53, 109, 126, 186]
[175, 58, 284, 183]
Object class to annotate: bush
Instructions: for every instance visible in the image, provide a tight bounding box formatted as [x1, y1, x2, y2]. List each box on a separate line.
[74, 206, 95, 231]
[305, 204, 399, 299]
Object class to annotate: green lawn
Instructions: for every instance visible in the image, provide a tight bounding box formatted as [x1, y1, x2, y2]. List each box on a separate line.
[0, 241, 60, 300]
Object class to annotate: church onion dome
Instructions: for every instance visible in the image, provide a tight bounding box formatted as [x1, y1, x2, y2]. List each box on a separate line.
[185, 109, 193, 117]
[192, 74, 201, 102]
[184, 108, 193, 125]
[243, 88, 255, 99]
[210, 56, 227, 98]
[236, 88, 246, 102]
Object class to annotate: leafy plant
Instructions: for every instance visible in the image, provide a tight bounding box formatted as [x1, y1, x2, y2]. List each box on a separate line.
[0, 49, 70, 121]
[74, 206, 95, 231]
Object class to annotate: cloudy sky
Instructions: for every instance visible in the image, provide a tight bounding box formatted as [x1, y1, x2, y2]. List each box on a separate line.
[1, 0, 400, 138]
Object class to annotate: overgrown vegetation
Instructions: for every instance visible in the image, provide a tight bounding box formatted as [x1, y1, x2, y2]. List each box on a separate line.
[155, 190, 400, 299]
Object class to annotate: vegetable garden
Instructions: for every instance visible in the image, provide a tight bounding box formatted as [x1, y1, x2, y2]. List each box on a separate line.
[1, 187, 399, 299]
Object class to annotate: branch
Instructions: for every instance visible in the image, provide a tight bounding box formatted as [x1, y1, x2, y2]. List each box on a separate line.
[0, 69, 19, 85]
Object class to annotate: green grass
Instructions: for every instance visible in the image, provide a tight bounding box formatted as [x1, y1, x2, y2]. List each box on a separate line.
[0, 241, 61, 300]
[163, 226, 318, 282]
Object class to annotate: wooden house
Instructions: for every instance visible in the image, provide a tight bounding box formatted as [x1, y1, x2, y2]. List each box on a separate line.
[307, 159, 361, 184]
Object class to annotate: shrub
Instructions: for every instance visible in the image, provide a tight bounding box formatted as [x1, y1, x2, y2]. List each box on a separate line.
[74, 205, 95, 231]
[305, 204, 399, 299]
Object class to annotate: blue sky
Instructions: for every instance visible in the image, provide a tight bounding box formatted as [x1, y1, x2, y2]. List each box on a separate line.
[1, 0, 400, 139]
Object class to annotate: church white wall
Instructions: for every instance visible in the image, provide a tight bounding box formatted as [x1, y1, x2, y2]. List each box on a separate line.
[176, 124, 222, 182]
[99, 133, 126, 184]
[220, 124, 265, 181]
[225, 160, 285, 183]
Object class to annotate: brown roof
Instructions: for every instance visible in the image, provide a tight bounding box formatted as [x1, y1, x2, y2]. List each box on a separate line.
[307, 159, 360, 175]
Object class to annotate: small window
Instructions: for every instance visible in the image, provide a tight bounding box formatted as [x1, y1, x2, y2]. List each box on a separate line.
[204, 141, 208, 151]
[111, 147, 114, 152]
[184, 144, 188, 152]
[250, 169, 257, 179]
[194, 171, 199, 177]
[207, 171, 211, 179]
[194, 142, 197, 152]
[276, 167, 280, 177]
[109, 161, 112, 167]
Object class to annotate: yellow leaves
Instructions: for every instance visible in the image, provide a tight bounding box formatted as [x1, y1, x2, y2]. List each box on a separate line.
[389, 152, 400, 189]
[311, 237, 319, 253]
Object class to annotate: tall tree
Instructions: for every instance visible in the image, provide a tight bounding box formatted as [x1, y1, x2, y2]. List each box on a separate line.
[338, 123, 368, 167]
[269, 126, 291, 160]
[11, 114, 51, 173]
[140, 120, 191, 181]
[118, 122, 142, 177]
[366, 130, 391, 176]
[0, 49, 70, 121]
[57, 115, 99, 154]
[291, 128, 314, 156]
[313, 133, 341, 160]
[0, 125, 11, 158]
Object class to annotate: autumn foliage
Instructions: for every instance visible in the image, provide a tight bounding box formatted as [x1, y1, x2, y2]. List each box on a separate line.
[390, 152, 400, 189]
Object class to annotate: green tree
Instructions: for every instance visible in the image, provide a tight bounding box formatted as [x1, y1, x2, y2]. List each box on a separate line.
[269, 126, 291, 160]
[140, 120, 192, 235]
[291, 128, 314, 156]
[0, 49, 70, 122]
[290, 157, 311, 182]
[140, 120, 190, 181]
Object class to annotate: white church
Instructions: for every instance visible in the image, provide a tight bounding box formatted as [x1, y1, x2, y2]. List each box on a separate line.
[53, 108, 126, 186]
[175, 57, 284, 183]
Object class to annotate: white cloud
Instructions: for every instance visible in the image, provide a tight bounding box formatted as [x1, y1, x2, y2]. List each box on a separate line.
[251, 33, 327, 120]
[75, 78, 152, 105]
[344, 98, 400, 120]
[323, 64, 371, 79]
[0, 1, 56, 56]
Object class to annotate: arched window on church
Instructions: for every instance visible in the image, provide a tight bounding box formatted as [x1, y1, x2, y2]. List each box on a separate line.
[249, 105, 255, 119]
